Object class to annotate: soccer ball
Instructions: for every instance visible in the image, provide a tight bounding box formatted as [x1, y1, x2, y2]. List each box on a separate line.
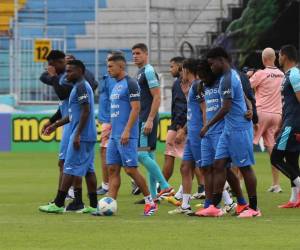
[97, 197, 117, 216]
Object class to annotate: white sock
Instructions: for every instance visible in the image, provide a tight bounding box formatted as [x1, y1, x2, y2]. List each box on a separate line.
[174, 185, 183, 200]
[293, 177, 300, 188]
[182, 194, 191, 209]
[144, 195, 154, 205]
[290, 187, 299, 202]
[222, 190, 233, 205]
[102, 182, 109, 190]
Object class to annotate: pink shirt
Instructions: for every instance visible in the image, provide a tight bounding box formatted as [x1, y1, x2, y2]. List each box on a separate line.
[250, 66, 284, 114]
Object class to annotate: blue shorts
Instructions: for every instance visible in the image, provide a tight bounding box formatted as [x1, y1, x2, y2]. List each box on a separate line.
[215, 128, 255, 167]
[58, 123, 71, 160]
[106, 138, 138, 167]
[64, 140, 95, 177]
[182, 137, 202, 167]
[201, 132, 222, 167]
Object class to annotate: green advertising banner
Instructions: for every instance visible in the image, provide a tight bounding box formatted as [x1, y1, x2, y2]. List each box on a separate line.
[3, 113, 172, 153]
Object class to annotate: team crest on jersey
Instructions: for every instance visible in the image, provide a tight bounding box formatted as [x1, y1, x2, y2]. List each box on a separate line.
[116, 85, 123, 91]
[223, 89, 231, 95]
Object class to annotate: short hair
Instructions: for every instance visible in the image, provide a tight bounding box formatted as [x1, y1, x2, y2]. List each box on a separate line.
[46, 50, 65, 61]
[65, 54, 76, 60]
[182, 58, 199, 76]
[66, 59, 86, 74]
[206, 47, 230, 61]
[132, 43, 148, 52]
[108, 50, 124, 57]
[280, 44, 298, 62]
[170, 56, 185, 64]
[107, 54, 126, 63]
[197, 59, 217, 82]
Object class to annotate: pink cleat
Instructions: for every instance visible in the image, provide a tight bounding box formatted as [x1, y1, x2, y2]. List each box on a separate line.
[144, 203, 158, 216]
[237, 208, 261, 218]
[279, 201, 297, 208]
[195, 205, 223, 217]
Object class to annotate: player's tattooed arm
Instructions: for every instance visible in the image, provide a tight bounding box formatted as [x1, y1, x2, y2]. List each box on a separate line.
[243, 93, 253, 121]
[42, 116, 70, 135]
[42, 108, 62, 134]
[144, 87, 161, 135]
[121, 101, 140, 145]
[200, 99, 231, 137]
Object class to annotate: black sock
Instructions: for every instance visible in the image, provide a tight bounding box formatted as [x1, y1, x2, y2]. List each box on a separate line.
[54, 190, 67, 207]
[74, 188, 83, 204]
[88, 192, 98, 208]
[198, 184, 205, 193]
[212, 193, 222, 207]
[249, 196, 257, 210]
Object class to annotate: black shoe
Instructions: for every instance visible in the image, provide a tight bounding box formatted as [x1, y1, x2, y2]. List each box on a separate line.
[134, 199, 145, 204]
[65, 201, 84, 212]
[134, 199, 160, 205]
[131, 181, 141, 195]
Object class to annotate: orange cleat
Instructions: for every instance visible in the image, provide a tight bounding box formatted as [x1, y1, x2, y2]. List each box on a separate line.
[235, 204, 249, 215]
[278, 201, 297, 208]
[157, 187, 175, 199]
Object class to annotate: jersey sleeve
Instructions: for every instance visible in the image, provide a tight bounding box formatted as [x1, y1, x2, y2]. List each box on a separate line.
[289, 68, 300, 93]
[145, 66, 160, 89]
[195, 81, 205, 103]
[220, 73, 233, 99]
[76, 82, 89, 105]
[127, 77, 140, 102]
[249, 70, 263, 88]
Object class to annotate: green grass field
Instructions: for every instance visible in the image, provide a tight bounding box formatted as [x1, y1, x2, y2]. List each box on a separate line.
[0, 152, 299, 250]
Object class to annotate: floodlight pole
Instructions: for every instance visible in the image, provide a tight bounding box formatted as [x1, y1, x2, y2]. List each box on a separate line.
[14, 0, 20, 101]
[95, 0, 99, 82]
[146, 0, 151, 61]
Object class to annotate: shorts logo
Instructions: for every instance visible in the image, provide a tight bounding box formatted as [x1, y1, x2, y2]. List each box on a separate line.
[130, 93, 140, 98]
[78, 94, 88, 101]
[240, 159, 246, 163]
[65, 167, 72, 170]
[125, 159, 132, 163]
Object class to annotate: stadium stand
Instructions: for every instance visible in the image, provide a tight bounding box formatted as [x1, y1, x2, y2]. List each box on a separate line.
[0, 0, 244, 104]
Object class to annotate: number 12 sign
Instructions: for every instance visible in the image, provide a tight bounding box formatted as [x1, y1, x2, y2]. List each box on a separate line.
[34, 39, 52, 63]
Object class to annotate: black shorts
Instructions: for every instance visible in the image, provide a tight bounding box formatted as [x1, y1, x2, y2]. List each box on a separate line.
[274, 126, 300, 152]
[138, 115, 159, 151]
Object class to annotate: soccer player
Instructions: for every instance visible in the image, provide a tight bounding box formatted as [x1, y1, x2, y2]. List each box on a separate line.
[102, 54, 157, 216]
[168, 58, 205, 215]
[39, 60, 98, 214]
[132, 43, 173, 200]
[96, 51, 123, 195]
[65, 54, 98, 91]
[249, 48, 284, 193]
[162, 56, 186, 181]
[196, 60, 245, 214]
[40, 50, 76, 201]
[199, 47, 260, 218]
[270, 45, 300, 208]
